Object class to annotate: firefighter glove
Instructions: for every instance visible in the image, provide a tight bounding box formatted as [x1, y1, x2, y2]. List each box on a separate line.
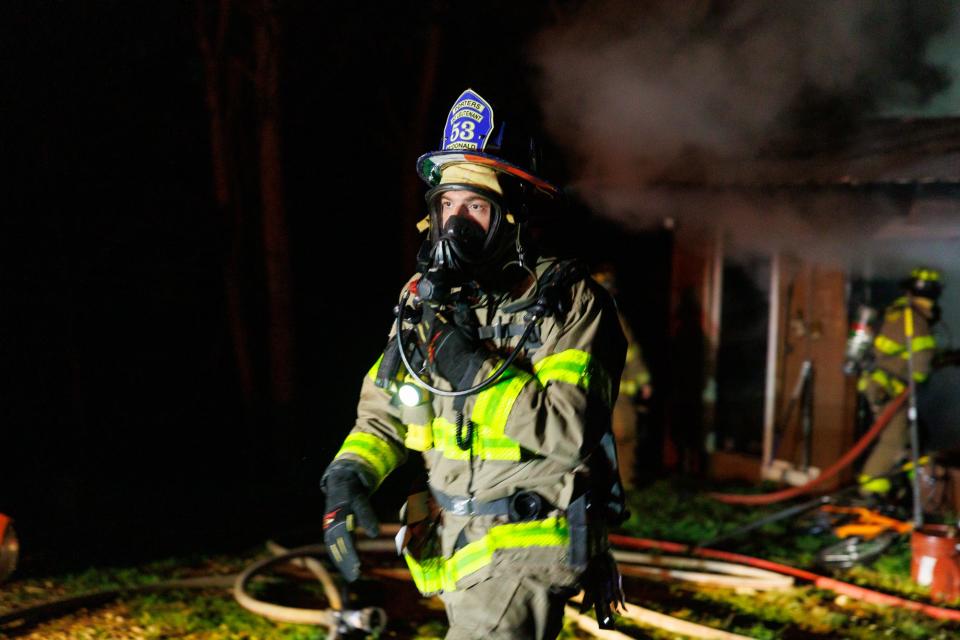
[428, 312, 487, 390]
[579, 551, 625, 630]
[321, 460, 379, 582]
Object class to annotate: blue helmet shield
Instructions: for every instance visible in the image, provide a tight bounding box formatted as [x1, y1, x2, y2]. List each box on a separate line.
[418, 88, 559, 197]
[441, 89, 495, 152]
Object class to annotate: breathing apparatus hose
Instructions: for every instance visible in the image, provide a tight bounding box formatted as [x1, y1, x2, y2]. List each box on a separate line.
[394, 290, 541, 398]
[709, 391, 908, 505]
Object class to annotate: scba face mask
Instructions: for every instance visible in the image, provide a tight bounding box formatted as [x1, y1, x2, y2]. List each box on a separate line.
[426, 185, 505, 270]
[432, 212, 489, 273]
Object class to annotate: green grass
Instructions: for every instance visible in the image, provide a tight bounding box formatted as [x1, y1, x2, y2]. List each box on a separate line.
[4, 480, 960, 638]
[614, 480, 960, 639]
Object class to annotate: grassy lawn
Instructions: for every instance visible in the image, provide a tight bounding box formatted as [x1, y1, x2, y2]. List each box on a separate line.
[3, 481, 960, 638]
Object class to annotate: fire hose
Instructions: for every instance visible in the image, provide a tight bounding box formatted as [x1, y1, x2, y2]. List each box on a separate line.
[610, 533, 960, 622]
[5, 527, 960, 636]
[0, 540, 390, 639]
[709, 391, 908, 505]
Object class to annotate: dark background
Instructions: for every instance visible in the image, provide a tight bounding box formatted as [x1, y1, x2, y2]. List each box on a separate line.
[1, 1, 672, 571]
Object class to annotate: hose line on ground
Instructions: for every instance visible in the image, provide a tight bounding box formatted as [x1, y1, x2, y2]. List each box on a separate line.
[0, 539, 395, 639]
[709, 392, 908, 505]
[232, 540, 393, 638]
[610, 533, 960, 622]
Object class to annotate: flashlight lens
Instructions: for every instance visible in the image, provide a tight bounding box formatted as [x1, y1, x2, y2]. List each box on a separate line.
[398, 384, 422, 407]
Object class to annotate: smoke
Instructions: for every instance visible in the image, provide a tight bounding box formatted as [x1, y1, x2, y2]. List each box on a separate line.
[530, 0, 960, 261]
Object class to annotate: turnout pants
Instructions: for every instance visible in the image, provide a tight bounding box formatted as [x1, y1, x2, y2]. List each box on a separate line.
[861, 387, 909, 481]
[440, 575, 576, 640]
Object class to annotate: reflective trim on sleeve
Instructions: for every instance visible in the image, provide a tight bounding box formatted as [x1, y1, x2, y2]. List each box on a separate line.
[403, 516, 570, 595]
[334, 433, 400, 486]
[534, 349, 613, 406]
[874, 335, 904, 356]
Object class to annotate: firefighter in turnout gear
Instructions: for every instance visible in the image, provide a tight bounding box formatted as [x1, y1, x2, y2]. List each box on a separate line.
[858, 268, 942, 495]
[321, 89, 627, 639]
[591, 265, 652, 489]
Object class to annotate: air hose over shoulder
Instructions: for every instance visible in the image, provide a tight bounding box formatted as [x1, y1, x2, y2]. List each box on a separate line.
[393, 259, 584, 398]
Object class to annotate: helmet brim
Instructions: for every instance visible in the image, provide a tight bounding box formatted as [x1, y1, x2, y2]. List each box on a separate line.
[417, 150, 559, 198]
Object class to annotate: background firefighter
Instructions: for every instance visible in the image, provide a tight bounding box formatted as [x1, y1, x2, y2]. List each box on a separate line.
[591, 264, 653, 490]
[858, 268, 943, 496]
[320, 88, 627, 639]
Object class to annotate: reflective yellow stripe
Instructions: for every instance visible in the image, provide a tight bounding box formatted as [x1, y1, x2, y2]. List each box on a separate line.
[404, 423, 434, 451]
[534, 349, 612, 406]
[913, 268, 941, 282]
[858, 474, 891, 495]
[905, 307, 914, 338]
[430, 417, 464, 459]
[366, 355, 384, 381]
[912, 335, 936, 352]
[914, 370, 929, 383]
[869, 369, 905, 395]
[620, 369, 650, 398]
[468, 364, 532, 462]
[334, 433, 400, 486]
[430, 416, 524, 462]
[426, 351, 613, 462]
[403, 517, 570, 595]
[874, 335, 904, 356]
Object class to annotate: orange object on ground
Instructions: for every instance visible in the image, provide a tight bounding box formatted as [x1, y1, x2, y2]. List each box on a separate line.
[912, 525, 960, 601]
[820, 505, 913, 539]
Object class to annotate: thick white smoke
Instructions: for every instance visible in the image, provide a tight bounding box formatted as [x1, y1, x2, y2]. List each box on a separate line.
[532, 0, 960, 232]
[530, 0, 960, 265]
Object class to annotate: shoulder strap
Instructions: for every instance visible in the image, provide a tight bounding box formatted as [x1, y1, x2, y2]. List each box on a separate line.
[501, 258, 587, 317]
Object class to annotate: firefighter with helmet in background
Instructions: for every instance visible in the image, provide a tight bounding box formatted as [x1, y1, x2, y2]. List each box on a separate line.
[858, 267, 942, 496]
[320, 89, 627, 639]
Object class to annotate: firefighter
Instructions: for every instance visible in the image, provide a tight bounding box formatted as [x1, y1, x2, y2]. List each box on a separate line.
[591, 265, 652, 489]
[858, 268, 943, 495]
[320, 89, 627, 639]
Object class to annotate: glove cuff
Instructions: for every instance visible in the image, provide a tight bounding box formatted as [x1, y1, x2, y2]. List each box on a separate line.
[321, 458, 377, 493]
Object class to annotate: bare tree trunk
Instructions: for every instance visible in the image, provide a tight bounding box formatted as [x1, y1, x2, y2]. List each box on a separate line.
[254, 1, 294, 407]
[196, 0, 256, 406]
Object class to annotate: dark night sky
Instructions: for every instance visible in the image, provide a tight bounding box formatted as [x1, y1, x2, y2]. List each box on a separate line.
[2, 1, 626, 569]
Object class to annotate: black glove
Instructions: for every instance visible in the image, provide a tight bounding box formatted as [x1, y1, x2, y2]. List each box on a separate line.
[321, 460, 380, 582]
[427, 311, 488, 390]
[579, 551, 624, 630]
